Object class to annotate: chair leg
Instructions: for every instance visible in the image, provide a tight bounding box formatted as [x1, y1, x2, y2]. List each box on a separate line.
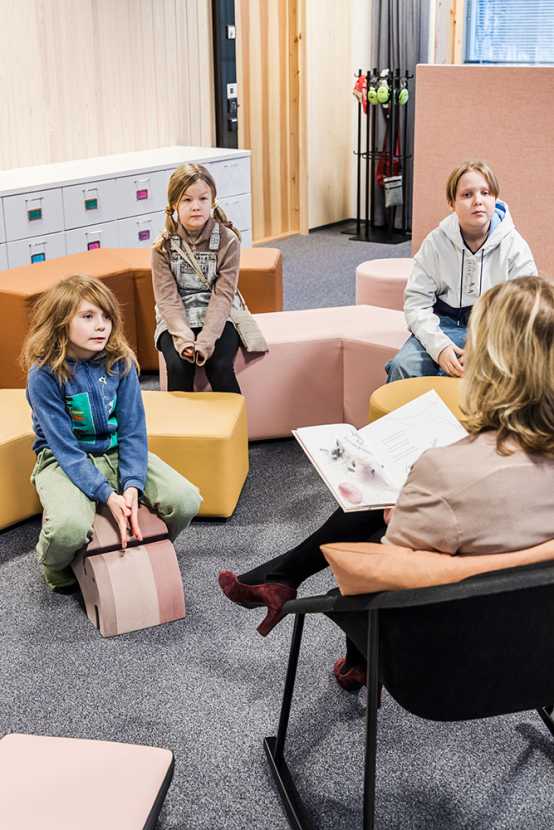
[264, 613, 314, 830]
[537, 705, 554, 738]
[363, 610, 379, 830]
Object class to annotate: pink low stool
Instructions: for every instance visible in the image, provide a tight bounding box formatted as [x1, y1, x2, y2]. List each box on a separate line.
[0, 733, 174, 830]
[71, 504, 185, 637]
[355, 257, 414, 310]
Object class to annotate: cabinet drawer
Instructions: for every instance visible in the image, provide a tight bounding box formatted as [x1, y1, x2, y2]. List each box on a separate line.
[0, 244, 7, 270]
[4, 188, 64, 242]
[117, 211, 164, 248]
[218, 194, 251, 232]
[115, 169, 172, 218]
[63, 180, 119, 229]
[65, 222, 119, 255]
[204, 157, 250, 199]
[7, 232, 66, 267]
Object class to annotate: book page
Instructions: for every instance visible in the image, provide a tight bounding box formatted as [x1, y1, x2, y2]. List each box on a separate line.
[359, 389, 467, 490]
[293, 423, 399, 511]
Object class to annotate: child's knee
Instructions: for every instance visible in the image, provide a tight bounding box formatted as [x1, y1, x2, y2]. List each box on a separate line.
[165, 483, 203, 537]
[39, 514, 92, 568]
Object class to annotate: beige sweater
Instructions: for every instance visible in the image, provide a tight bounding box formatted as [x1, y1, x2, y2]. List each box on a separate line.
[151, 218, 240, 362]
[385, 432, 554, 554]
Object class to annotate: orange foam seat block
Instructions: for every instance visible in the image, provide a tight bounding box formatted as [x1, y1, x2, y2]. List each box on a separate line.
[71, 505, 185, 637]
[0, 246, 284, 386]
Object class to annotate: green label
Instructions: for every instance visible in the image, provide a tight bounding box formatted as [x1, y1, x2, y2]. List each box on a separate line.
[84, 197, 98, 210]
[28, 208, 42, 221]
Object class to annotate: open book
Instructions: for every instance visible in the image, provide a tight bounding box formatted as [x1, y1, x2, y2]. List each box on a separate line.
[293, 390, 467, 512]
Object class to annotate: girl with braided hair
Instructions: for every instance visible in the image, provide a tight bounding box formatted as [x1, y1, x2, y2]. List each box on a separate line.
[152, 163, 242, 392]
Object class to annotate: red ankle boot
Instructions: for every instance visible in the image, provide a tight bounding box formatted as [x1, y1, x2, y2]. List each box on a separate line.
[218, 570, 297, 636]
[333, 656, 367, 691]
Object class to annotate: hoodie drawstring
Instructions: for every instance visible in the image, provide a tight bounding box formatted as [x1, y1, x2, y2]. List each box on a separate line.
[479, 250, 484, 296]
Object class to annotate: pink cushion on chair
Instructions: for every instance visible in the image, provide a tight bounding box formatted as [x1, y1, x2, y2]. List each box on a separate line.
[0, 733, 174, 829]
[355, 258, 414, 310]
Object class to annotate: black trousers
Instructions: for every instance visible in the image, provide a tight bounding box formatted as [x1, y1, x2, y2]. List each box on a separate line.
[158, 323, 241, 393]
[239, 507, 387, 668]
[240, 507, 386, 588]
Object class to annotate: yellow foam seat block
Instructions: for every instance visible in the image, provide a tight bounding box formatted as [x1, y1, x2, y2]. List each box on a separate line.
[0, 390, 248, 531]
[0, 390, 40, 530]
[368, 376, 462, 423]
[142, 391, 249, 519]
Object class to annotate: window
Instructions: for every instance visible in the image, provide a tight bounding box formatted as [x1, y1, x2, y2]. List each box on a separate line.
[465, 0, 554, 64]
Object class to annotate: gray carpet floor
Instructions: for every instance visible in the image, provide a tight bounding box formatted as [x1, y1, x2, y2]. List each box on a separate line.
[2, 226, 553, 829]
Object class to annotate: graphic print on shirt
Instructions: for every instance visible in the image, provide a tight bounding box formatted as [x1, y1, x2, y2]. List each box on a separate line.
[64, 392, 118, 448]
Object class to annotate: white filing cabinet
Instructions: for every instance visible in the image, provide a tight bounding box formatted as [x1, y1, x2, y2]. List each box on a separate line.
[0, 147, 252, 270]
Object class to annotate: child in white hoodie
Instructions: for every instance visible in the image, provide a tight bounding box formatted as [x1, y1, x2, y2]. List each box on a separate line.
[386, 160, 537, 381]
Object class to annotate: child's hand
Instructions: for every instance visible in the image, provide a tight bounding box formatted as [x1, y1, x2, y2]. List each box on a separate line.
[181, 346, 195, 362]
[107, 493, 132, 549]
[383, 507, 395, 525]
[437, 345, 464, 377]
[123, 487, 143, 542]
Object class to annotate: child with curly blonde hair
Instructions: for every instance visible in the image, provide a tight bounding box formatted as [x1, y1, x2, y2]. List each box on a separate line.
[23, 274, 202, 590]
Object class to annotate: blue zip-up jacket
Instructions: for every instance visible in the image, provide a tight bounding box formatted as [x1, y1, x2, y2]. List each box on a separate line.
[27, 358, 147, 503]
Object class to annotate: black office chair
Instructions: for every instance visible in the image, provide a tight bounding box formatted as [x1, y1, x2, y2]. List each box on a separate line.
[264, 560, 554, 830]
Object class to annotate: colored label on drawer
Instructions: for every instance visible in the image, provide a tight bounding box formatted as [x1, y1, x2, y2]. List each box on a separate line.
[28, 208, 42, 221]
[87, 240, 101, 250]
[138, 229, 150, 241]
[85, 197, 98, 210]
[31, 252, 46, 263]
[136, 188, 149, 200]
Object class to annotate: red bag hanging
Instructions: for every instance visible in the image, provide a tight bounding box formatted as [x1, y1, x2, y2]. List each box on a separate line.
[375, 124, 401, 188]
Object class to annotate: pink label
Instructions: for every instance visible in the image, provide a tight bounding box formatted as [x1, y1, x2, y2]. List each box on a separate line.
[138, 229, 150, 241]
[87, 240, 101, 250]
[136, 188, 149, 200]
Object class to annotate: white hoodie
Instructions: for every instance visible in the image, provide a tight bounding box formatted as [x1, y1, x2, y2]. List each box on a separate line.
[404, 201, 537, 361]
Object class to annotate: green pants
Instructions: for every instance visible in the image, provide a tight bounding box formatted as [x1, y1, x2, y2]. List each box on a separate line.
[32, 448, 202, 589]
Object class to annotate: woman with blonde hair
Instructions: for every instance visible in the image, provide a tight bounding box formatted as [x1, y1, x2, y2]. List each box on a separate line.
[152, 163, 243, 392]
[23, 274, 202, 590]
[219, 277, 554, 688]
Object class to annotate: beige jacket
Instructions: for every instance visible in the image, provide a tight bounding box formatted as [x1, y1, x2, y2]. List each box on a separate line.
[151, 218, 240, 363]
[385, 432, 554, 554]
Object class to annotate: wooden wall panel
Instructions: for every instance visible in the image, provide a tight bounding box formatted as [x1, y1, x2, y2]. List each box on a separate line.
[412, 65, 554, 275]
[236, 0, 306, 241]
[306, 0, 352, 229]
[0, 0, 214, 170]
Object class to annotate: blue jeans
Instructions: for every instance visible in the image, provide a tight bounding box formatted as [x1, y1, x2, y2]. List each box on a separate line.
[385, 316, 467, 382]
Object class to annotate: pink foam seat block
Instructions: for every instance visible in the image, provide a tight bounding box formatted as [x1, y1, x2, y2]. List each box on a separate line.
[0, 733, 174, 830]
[355, 258, 414, 310]
[71, 505, 185, 637]
[159, 305, 408, 437]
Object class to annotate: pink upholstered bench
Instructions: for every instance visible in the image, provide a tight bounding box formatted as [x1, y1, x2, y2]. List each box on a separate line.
[355, 257, 414, 310]
[159, 305, 408, 439]
[0, 733, 174, 829]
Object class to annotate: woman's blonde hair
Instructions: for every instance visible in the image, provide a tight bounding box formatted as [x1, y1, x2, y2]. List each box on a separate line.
[153, 163, 241, 251]
[21, 274, 137, 382]
[461, 276, 554, 457]
[446, 160, 500, 206]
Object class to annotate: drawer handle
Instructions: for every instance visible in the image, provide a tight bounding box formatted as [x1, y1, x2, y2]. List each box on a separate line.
[26, 196, 43, 222]
[86, 230, 102, 251]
